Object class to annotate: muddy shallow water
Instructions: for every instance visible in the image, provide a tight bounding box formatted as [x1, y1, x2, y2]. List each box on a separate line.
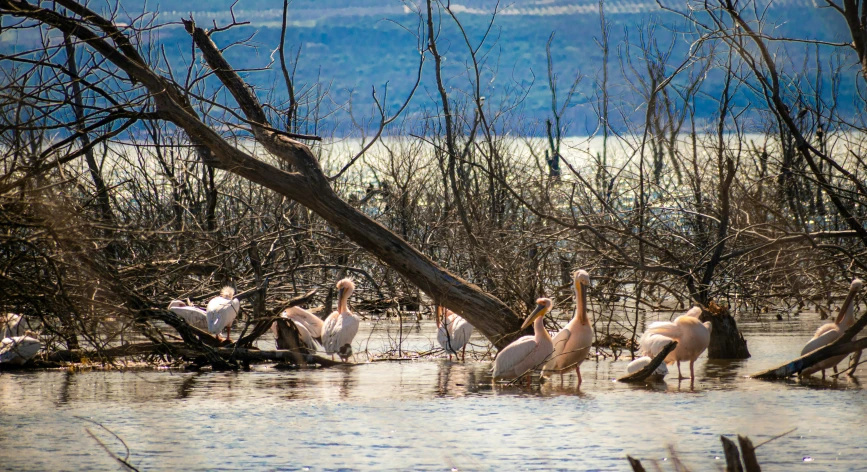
[2, 314, 866, 471]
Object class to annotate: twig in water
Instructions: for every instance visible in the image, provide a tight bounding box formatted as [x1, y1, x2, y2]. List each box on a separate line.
[74, 416, 140, 471]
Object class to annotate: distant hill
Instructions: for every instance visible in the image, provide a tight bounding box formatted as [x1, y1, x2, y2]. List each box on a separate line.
[11, 1, 856, 135]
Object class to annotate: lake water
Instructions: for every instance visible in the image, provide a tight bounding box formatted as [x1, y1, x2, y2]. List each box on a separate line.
[2, 313, 866, 471]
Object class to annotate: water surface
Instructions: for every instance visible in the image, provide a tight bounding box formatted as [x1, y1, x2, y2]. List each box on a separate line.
[2, 314, 865, 471]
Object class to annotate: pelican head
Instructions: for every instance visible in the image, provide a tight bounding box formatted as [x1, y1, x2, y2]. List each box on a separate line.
[574, 270, 590, 287]
[836, 278, 864, 327]
[521, 298, 553, 330]
[336, 278, 356, 312]
[220, 286, 236, 299]
[574, 270, 590, 323]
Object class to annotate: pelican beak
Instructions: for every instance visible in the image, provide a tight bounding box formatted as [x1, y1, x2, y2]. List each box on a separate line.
[521, 304, 546, 330]
[580, 282, 588, 322]
[337, 287, 345, 303]
[835, 282, 860, 325]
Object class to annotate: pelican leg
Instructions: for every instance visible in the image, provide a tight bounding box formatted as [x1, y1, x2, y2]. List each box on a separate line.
[677, 361, 685, 380]
[689, 360, 695, 380]
[576, 367, 583, 386]
[822, 369, 826, 380]
[461, 345, 467, 362]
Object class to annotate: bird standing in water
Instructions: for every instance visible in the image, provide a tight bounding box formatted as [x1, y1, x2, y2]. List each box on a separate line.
[541, 270, 594, 385]
[639, 306, 712, 380]
[322, 279, 360, 362]
[492, 298, 555, 385]
[436, 305, 474, 361]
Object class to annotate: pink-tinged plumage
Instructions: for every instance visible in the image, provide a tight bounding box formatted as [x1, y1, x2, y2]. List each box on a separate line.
[271, 306, 324, 352]
[322, 279, 360, 362]
[168, 300, 208, 330]
[492, 298, 555, 383]
[800, 278, 863, 378]
[206, 287, 240, 341]
[639, 306, 712, 380]
[541, 270, 594, 385]
[436, 306, 474, 361]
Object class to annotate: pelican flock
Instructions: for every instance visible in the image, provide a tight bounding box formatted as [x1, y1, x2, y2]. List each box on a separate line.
[322, 278, 360, 362]
[541, 270, 594, 385]
[207, 287, 240, 342]
[436, 305, 474, 361]
[638, 306, 712, 380]
[492, 298, 555, 384]
[800, 278, 863, 379]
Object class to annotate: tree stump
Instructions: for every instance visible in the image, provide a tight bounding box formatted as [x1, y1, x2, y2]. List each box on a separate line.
[700, 304, 750, 359]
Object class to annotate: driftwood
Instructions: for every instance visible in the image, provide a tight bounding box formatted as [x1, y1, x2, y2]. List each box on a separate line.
[206, 347, 342, 367]
[0, 2, 525, 349]
[721, 435, 744, 472]
[738, 436, 761, 472]
[751, 312, 867, 379]
[616, 341, 677, 383]
[627, 435, 761, 472]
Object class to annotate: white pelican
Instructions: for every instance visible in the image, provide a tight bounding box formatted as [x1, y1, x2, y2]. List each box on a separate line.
[168, 300, 208, 330]
[436, 305, 474, 361]
[639, 306, 712, 380]
[322, 279, 360, 362]
[800, 278, 863, 379]
[492, 298, 555, 384]
[206, 287, 240, 342]
[541, 270, 594, 385]
[271, 306, 323, 352]
[626, 356, 668, 380]
[0, 332, 42, 365]
[2, 313, 24, 338]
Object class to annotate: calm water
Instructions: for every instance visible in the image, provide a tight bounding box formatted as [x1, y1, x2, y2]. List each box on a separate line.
[2, 314, 866, 471]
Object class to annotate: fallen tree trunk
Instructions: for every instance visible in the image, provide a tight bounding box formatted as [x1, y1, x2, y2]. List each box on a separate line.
[751, 313, 867, 379]
[616, 341, 677, 383]
[0, 2, 524, 349]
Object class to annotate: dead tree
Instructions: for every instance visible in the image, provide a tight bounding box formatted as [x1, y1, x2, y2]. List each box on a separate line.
[0, 0, 524, 348]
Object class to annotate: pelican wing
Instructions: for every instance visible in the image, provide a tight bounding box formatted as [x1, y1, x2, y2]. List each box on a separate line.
[492, 335, 538, 379]
[540, 328, 571, 376]
[169, 306, 208, 330]
[272, 318, 320, 352]
[639, 327, 677, 358]
[284, 306, 324, 339]
[801, 326, 842, 356]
